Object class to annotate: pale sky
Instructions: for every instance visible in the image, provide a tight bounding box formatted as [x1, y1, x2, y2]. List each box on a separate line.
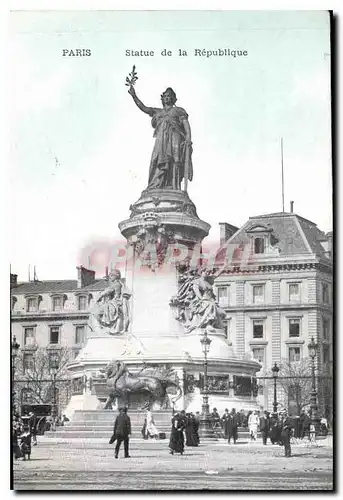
[9, 10, 332, 281]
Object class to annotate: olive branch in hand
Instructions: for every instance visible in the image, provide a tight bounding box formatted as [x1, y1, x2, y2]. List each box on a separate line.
[125, 65, 138, 87]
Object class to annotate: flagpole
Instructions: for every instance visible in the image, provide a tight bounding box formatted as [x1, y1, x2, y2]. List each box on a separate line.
[281, 137, 285, 212]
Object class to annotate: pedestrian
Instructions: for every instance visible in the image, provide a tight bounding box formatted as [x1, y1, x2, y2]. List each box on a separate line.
[280, 410, 293, 457]
[29, 412, 38, 446]
[225, 408, 239, 444]
[185, 413, 199, 447]
[259, 411, 270, 445]
[269, 413, 279, 444]
[113, 407, 131, 459]
[12, 417, 22, 460]
[299, 410, 311, 439]
[221, 409, 230, 438]
[320, 416, 328, 436]
[169, 412, 185, 455]
[19, 424, 32, 460]
[248, 410, 259, 441]
[142, 407, 159, 439]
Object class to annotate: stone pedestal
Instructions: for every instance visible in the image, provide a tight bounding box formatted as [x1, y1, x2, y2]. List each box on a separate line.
[65, 187, 261, 416]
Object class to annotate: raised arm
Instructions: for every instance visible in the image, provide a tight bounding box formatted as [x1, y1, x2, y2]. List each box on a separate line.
[128, 86, 156, 116]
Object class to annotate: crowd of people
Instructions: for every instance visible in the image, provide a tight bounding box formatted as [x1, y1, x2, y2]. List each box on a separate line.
[12, 413, 37, 461]
[12, 410, 71, 461]
[208, 407, 329, 457]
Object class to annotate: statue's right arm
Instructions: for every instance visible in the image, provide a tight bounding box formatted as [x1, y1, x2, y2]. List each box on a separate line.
[128, 86, 156, 116]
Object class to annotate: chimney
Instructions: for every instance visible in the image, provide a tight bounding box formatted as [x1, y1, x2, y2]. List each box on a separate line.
[77, 266, 96, 288]
[219, 222, 239, 246]
[290, 201, 294, 213]
[10, 273, 18, 288]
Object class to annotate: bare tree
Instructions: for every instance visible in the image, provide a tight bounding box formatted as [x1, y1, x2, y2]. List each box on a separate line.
[14, 346, 73, 406]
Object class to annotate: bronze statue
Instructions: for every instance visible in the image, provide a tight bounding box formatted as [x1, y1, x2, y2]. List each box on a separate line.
[171, 268, 226, 333]
[103, 361, 182, 409]
[128, 74, 193, 191]
[89, 270, 131, 335]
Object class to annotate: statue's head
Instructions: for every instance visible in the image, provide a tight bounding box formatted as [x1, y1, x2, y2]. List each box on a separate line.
[109, 269, 121, 281]
[161, 87, 177, 106]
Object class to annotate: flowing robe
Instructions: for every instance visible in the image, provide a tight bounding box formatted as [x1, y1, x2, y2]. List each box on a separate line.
[148, 106, 193, 189]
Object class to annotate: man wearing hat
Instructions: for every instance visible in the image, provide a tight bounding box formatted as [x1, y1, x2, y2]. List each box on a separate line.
[280, 410, 293, 457]
[113, 407, 131, 459]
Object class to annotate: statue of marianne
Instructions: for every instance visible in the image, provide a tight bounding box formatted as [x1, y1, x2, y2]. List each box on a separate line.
[128, 85, 193, 191]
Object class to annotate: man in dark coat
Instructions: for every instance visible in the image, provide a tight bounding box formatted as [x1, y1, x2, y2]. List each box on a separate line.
[224, 408, 239, 444]
[280, 411, 293, 457]
[221, 409, 230, 438]
[299, 410, 311, 439]
[259, 411, 270, 445]
[113, 407, 131, 459]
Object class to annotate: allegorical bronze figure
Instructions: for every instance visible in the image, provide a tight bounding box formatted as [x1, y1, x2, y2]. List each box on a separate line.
[126, 67, 193, 191]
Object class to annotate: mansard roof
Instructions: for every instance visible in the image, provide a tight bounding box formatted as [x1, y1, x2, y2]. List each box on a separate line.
[11, 278, 109, 295]
[226, 212, 331, 260]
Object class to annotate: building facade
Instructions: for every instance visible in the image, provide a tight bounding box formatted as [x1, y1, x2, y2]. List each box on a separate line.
[214, 212, 333, 416]
[11, 267, 108, 413]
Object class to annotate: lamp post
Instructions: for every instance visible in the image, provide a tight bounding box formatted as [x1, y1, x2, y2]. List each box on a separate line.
[308, 336, 319, 434]
[49, 351, 59, 431]
[198, 329, 216, 439]
[11, 335, 20, 416]
[271, 362, 280, 415]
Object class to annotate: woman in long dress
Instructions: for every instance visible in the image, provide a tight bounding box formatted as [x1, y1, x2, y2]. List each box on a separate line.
[142, 410, 159, 439]
[128, 86, 193, 191]
[248, 411, 259, 441]
[169, 413, 185, 455]
[185, 413, 199, 447]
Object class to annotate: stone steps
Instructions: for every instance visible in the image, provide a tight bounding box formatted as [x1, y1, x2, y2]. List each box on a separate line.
[44, 409, 259, 439]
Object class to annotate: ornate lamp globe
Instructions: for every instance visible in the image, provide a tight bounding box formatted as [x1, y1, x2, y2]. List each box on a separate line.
[271, 362, 280, 377]
[200, 331, 212, 355]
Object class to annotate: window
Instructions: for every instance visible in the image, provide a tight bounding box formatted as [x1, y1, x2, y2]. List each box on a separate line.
[24, 327, 35, 346]
[23, 353, 34, 372]
[21, 388, 33, 404]
[252, 347, 264, 363]
[289, 283, 300, 301]
[289, 346, 301, 362]
[322, 283, 329, 304]
[27, 297, 37, 312]
[75, 325, 86, 345]
[50, 326, 60, 344]
[52, 296, 63, 311]
[289, 319, 300, 338]
[217, 286, 229, 307]
[78, 295, 88, 311]
[254, 237, 265, 254]
[11, 296, 17, 310]
[253, 320, 264, 339]
[252, 284, 264, 304]
[323, 345, 330, 364]
[323, 319, 330, 340]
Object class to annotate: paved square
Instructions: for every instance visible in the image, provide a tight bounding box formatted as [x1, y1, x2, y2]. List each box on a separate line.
[13, 436, 333, 490]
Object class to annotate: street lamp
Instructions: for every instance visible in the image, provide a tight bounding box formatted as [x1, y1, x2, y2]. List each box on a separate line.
[271, 362, 280, 415]
[49, 350, 59, 431]
[11, 335, 20, 416]
[199, 329, 216, 439]
[308, 336, 319, 434]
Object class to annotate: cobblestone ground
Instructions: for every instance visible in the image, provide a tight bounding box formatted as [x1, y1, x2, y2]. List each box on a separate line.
[12, 436, 333, 491]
